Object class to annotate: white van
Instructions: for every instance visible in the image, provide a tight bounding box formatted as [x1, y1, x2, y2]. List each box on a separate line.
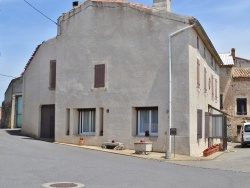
[241, 122, 250, 147]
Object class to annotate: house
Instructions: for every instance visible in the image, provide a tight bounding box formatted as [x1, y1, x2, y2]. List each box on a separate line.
[220, 48, 250, 142]
[21, 0, 223, 156]
[1, 77, 23, 129]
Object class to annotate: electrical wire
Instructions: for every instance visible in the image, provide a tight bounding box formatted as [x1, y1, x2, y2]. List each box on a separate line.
[23, 0, 59, 26]
[0, 73, 16, 78]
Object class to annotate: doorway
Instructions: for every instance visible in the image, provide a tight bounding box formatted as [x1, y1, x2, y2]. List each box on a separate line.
[41, 105, 55, 140]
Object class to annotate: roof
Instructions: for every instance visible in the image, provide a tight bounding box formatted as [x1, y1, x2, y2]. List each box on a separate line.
[219, 52, 234, 66]
[21, 43, 42, 76]
[232, 68, 250, 78]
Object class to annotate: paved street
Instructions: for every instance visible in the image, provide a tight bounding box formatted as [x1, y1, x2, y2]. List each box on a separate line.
[1, 129, 250, 188]
[168, 142, 250, 173]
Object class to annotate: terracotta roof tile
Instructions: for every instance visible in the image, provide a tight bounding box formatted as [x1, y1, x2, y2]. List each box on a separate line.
[232, 68, 250, 78]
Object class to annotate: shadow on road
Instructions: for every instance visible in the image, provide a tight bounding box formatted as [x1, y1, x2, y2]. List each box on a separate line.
[234, 144, 250, 148]
[3, 129, 54, 143]
[5, 129, 22, 136]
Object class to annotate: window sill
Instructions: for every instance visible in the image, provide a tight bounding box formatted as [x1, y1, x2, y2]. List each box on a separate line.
[79, 133, 95, 136]
[48, 87, 55, 91]
[135, 135, 158, 137]
[91, 87, 107, 92]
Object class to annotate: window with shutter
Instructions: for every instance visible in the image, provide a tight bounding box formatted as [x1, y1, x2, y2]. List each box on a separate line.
[197, 59, 200, 88]
[94, 64, 105, 88]
[236, 98, 247, 115]
[197, 109, 202, 139]
[50, 60, 56, 89]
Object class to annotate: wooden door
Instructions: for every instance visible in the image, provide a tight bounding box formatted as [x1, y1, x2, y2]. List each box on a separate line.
[41, 105, 55, 139]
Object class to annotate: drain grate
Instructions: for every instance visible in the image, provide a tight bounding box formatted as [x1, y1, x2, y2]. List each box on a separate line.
[42, 182, 85, 188]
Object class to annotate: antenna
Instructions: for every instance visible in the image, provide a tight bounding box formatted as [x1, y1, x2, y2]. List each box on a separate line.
[23, 0, 60, 27]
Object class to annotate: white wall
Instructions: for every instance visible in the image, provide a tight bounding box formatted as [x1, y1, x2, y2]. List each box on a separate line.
[22, 39, 56, 138]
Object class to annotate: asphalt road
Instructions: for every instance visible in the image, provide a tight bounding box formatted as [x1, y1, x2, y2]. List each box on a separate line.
[1, 129, 250, 188]
[168, 142, 250, 173]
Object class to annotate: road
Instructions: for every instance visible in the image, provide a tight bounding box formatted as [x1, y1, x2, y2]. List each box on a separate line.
[1, 129, 250, 188]
[168, 142, 250, 173]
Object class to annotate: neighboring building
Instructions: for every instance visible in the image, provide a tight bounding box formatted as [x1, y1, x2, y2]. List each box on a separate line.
[1, 77, 23, 129]
[21, 0, 223, 156]
[220, 48, 250, 142]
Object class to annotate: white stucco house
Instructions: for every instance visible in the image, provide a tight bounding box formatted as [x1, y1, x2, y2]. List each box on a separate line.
[21, 0, 224, 156]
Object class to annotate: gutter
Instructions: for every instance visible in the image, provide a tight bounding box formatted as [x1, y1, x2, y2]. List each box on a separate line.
[166, 22, 196, 159]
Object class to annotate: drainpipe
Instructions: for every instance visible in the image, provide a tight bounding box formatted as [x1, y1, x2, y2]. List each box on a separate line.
[166, 22, 196, 159]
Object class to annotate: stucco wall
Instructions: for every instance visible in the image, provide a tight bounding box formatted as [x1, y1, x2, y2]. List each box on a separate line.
[187, 29, 220, 156]
[22, 39, 56, 138]
[54, 2, 193, 153]
[22, 1, 222, 156]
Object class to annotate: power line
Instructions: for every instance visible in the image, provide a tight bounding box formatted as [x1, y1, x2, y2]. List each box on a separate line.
[23, 0, 59, 26]
[0, 73, 16, 78]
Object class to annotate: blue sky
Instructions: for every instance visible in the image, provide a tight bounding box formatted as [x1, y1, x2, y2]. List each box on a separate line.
[0, 0, 249, 104]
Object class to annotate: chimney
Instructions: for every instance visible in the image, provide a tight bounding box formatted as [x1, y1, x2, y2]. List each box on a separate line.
[73, 1, 79, 7]
[231, 48, 235, 60]
[153, 0, 171, 12]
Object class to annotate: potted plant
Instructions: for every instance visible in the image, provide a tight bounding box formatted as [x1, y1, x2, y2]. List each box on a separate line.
[79, 137, 84, 145]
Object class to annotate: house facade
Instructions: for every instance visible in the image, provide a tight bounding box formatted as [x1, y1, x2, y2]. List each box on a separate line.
[220, 48, 250, 142]
[22, 0, 223, 156]
[1, 77, 23, 129]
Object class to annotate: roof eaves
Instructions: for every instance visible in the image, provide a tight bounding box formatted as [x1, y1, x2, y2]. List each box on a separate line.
[189, 18, 223, 66]
[21, 43, 43, 76]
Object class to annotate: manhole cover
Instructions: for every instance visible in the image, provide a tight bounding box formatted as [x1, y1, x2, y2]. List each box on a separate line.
[42, 182, 85, 188]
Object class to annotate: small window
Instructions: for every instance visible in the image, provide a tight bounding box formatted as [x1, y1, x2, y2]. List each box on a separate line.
[94, 64, 105, 88]
[49, 60, 56, 89]
[78, 109, 96, 135]
[211, 57, 214, 67]
[237, 98, 247, 115]
[237, 125, 241, 134]
[204, 47, 206, 59]
[137, 107, 158, 136]
[220, 94, 223, 109]
[197, 59, 200, 88]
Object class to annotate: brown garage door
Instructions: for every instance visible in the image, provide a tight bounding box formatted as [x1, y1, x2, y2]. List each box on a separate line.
[41, 105, 55, 139]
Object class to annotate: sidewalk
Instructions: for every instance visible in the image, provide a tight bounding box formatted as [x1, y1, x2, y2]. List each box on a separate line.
[56, 142, 226, 161]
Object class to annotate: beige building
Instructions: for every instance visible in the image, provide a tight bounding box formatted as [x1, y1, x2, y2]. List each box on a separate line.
[220, 48, 250, 142]
[21, 0, 223, 156]
[1, 77, 23, 129]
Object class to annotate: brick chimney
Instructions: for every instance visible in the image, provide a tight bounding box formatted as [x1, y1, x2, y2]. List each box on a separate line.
[231, 48, 235, 61]
[153, 0, 171, 11]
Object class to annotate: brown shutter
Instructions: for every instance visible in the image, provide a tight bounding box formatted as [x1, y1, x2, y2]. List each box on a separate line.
[211, 75, 214, 99]
[197, 109, 202, 139]
[50, 60, 56, 89]
[215, 79, 217, 99]
[205, 112, 210, 138]
[94, 64, 105, 88]
[197, 59, 200, 88]
[204, 68, 207, 93]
